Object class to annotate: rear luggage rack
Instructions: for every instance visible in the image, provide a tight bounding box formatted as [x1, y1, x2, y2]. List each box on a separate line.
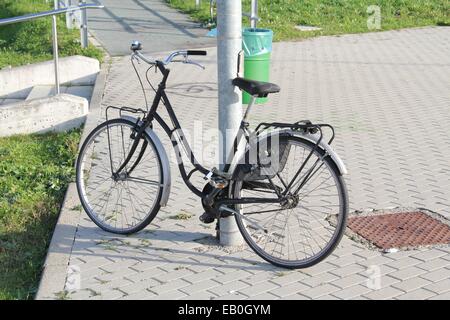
[255, 120, 336, 146]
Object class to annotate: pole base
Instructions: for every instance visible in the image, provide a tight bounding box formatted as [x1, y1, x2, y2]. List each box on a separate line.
[218, 216, 244, 246]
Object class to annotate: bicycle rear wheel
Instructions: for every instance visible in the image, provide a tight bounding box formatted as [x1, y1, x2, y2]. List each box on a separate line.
[76, 118, 164, 234]
[232, 135, 348, 269]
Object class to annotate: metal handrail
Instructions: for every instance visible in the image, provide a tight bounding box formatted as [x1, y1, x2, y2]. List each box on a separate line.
[0, 3, 104, 95]
[209, 0, 259, 28]
[0, 4, 103, 26]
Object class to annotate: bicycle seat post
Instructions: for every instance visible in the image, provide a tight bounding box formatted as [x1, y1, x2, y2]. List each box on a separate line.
[242, 95, 256, 125]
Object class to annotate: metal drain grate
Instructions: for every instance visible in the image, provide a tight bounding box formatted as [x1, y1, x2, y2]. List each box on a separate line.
[347, 212, 450, 250]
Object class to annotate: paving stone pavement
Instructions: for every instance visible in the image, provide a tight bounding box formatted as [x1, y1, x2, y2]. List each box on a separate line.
[88, 0, 215, 56]
[38, 27, 450, 300]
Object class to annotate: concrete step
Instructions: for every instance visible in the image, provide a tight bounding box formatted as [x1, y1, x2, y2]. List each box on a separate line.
[0, 56, 99, 98]
[0, 87, 32, 100]
[26, 85, 93, 101]
[0, 98, 24, 107]
[66, 85, 94, 100]
[26, 85, 66, 101]
[0, 94, 89, 137]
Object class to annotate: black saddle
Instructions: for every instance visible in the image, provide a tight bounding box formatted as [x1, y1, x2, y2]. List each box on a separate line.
[232, 78, 280, 98]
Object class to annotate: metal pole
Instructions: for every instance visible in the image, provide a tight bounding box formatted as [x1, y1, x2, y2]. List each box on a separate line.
[217, 0, 244, 246]
[80, 0, 88, 48]
[210, 0, 215, 25]
[52, 0, 61, 94]
[66, 0, 74, 29]
[251, 0, 258, 28]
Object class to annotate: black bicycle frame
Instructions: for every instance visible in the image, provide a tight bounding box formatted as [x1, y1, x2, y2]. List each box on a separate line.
[127, 61, 214, 198]
[111, 60, 325, 207]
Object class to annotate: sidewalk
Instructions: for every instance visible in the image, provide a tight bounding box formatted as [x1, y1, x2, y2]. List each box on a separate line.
[88, 0, 215, 56]
[37, 27, 450, 300]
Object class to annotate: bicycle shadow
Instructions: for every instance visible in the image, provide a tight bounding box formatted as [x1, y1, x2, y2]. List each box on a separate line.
[164, 82, 218, 100]
[69, 225, 281, 273]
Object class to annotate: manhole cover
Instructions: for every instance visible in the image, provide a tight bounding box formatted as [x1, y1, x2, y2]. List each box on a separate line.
[347, 211, 450, 250]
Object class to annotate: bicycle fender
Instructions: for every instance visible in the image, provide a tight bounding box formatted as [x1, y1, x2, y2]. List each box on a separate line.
[121, 115, 172, 206]
[256, 129, 348, 176]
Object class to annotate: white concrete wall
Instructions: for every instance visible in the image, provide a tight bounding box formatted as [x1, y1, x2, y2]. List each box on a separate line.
[0, 94, 88, 137]
[0, 56, 99, 97]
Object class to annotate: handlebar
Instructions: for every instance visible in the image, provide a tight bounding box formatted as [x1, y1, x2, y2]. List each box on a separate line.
[131, 41, 207, 70]
[187, 50, 207, 56]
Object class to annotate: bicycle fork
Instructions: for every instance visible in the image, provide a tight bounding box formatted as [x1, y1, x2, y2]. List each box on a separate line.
[108, 119, 149, 180]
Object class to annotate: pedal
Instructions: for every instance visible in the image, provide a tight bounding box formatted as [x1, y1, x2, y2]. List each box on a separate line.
[203, 171, 228, 190]
[199, 212, 216, 224]
[209, 177, 228, 189]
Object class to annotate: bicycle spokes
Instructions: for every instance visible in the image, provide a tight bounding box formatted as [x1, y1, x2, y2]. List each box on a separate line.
[77, 120, 163, 234]
[233, 135, 347, 267]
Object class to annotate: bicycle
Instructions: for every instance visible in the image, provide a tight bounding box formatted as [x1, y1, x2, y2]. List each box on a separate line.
[76, 40, 349, 269]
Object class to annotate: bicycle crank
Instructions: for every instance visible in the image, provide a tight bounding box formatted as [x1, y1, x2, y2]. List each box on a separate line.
[200, 183, 229, 224]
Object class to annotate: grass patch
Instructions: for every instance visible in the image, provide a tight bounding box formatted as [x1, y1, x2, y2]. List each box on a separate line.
[274, 271, 288, 277]
[54, 290, 71, 300]
[71, 204, 82, 211]
[0, 0, 103, 69]
[166, 0, 449, 41]
[0, 129, 82, 300]
[169, 211, 193, 220]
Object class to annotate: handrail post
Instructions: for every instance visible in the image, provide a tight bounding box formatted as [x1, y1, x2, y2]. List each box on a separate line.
[251, 0, 258, 28]
[66, 0, 73, 29]
[52, 0, 61, 95]
[80, 0, 88, 48]
[210, 0, 215, 24]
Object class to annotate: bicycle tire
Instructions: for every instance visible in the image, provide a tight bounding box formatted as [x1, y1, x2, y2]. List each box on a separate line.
[231, 135, 348, 269]
[76, 118, 164, 234]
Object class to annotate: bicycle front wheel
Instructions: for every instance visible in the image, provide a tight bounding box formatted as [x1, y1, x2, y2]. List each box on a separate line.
[76, 118, 164, 234]
[232, 135, 348, 269]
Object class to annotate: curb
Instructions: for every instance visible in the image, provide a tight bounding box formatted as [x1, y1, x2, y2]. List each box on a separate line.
[35, 58, 110, 300]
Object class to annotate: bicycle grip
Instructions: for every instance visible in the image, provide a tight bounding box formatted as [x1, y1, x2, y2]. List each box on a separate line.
[187, 50, 207, 56]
